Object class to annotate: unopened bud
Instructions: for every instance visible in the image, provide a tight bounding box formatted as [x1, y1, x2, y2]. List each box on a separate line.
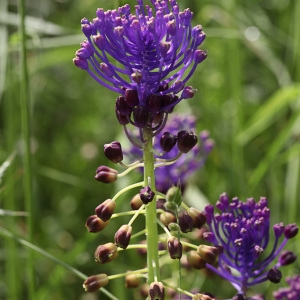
[83, 274, 109, 292]
[125, 89, 139, 107]
[197, 245, 219, 265]
[284, 223, 298, 239]
[278, 250, 297, 266]
[85, 215, 109, 233]
[130, 194, 144, 210]
[181, 86, 197, 99]
[133, 106, 148, 128]
[140, 186, 155, 205]
[125, 272, 141, 288]
[95, 166, 118, 183]
[177, 130, 198, 153]
[160, 211, 177, 227]
[187, 250, 206, 269]
[165, 186, 182, 208]
[267, 268, 282, 283]
[167, 236, 182, 259]
[178, 210, 193, 233]
[95, 199, 116, 222]
[114, 224, 132, 249]
[160, 132, 177, 152]
[104, 141, 123, 163]
[189, 207, 206, 229]
[149, 282, 165, 300]
[95, 242, 118, 264]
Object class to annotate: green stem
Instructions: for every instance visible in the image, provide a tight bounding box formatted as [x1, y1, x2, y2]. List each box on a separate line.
[18, 0, 35, 297]
[143, 127, 160, 283]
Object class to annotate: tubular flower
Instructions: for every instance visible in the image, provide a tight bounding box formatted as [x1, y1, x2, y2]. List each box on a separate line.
[74, 0, 207, 131]
[203, 193, 298, 297]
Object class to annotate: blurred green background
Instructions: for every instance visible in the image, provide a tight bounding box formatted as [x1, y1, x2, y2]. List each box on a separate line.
[0, 0, 299, 299]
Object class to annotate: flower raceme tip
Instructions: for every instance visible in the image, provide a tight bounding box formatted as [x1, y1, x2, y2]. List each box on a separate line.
[74, 0, 207, 130]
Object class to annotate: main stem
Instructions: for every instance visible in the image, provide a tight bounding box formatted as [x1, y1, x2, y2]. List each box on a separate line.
[143, 127, 160, 283]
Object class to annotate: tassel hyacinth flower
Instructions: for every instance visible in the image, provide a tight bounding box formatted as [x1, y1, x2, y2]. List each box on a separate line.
[74, 0, 207, 139]
[203, 193, 298, 298]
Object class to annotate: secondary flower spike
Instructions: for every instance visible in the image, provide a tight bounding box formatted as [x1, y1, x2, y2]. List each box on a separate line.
[74, 0, 207, 131]
[203, 193, 298, 297]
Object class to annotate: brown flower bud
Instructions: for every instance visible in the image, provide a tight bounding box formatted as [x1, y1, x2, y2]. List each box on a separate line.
[104, 141, 123, 163]
[130, 194, 144, 210]
[85, 215, 110, 233]
[95, 199, 116, 222]
[83, 274, 109, 292]
[95, 242, 118, 264]
[189, 207, 206, 229]
[167, 236, 182, 259]
[95, 166, 118, 183]
[125, 272, 141, 288]
[177, 130, 198, 153]
[197, 245, 219, 265]
[159, 211, 177, 227]
[114, 224, 132, 249]
[149, 282, 165, 300]
[178, 210, 193, 233]
[187, 250, 206, 269]
[267, 268, 282, 283]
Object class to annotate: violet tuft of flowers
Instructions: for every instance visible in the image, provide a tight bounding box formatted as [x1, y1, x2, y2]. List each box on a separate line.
[203, 193, 298, 296]
[74, 0, 207, 132]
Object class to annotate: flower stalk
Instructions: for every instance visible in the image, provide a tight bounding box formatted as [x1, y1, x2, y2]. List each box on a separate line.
[143, 127, 160, 283]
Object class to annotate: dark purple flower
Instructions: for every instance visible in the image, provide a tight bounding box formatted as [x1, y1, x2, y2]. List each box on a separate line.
[204, 193, 298, 296]
[273, 274, 300, 300]
[74, 0, 207, 130]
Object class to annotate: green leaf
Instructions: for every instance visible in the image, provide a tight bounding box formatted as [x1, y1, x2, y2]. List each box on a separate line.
[236, 84, 300, 145]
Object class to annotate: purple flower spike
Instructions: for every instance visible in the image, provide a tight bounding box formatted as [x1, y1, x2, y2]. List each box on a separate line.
[74, 1, 207, 129]
[204, 193, 298, 297]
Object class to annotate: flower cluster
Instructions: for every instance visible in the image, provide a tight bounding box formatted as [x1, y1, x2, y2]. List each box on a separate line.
[204, 193, 298, 297]
[73, 0, 207, 138]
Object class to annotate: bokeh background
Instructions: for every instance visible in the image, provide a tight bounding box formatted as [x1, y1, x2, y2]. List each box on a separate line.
[0, 0, 299, 299]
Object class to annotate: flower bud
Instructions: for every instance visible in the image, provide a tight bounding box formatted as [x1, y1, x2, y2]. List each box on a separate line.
[189, 207, 206, 229]
[267, 268, 282, 283]
[159, 211, 177, 227]
[114, 224, 132, 249]
[95, 166, 118, 183]
[116, 96, 132, 115]
[167, 236, 182, 259]
[187, 250, 206, 269]
[125, 89, 139, 107]
[177, 130, 198, 153]
[85, 215, 110, 233]
[73, 57, 88, 70]
[125, 272, 141, 288]
[178, 210, 193, 233]
[197, 245, 219, 265]
[193, 294, 214, 300]
[165, 186, 182, 208]
[95, 242, 118, 264]
[133, 106, 148, 128]
[140, 186, 155, 205]
[95, 199, 116, 222]
[278, 250, 297, 266]
[160, 132, 177, 152]
[149, 282, 165, 300]
[83, 274, 109, 292]
[181, 86, 197, 99]
[284, 223, 298, 239]
[130, 194, 144, 210]
[104, 141, 123, 163]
